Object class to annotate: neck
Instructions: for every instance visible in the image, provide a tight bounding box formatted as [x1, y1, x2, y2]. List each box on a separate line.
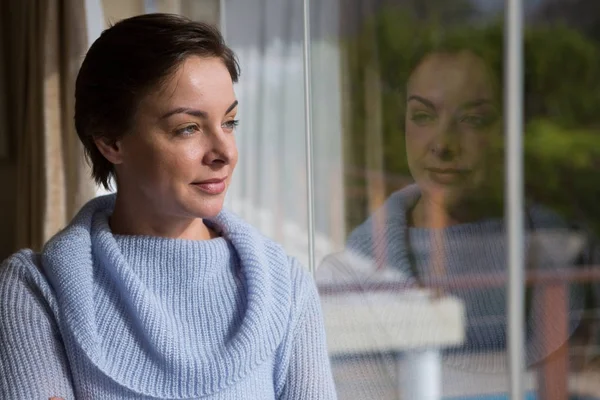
[409, 193, 501, 228]
[109, 193, 217, 240]
[410, 196, 457, 228]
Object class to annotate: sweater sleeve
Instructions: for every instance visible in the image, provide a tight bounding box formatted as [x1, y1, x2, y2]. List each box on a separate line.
[277, 259, 337, 400]
[0, 253, 75, 400]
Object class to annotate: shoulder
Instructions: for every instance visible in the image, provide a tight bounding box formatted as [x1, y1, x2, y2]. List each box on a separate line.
[346, 184, 418, 245]
[0, 249, 59, 324]
[1, 249, 48, 291]
[287, 256, 317, 303]
[269, 253, 318, 325]
[528, 203, 594, 242]
[527, 205, 598, 266]
[277, 257, 323, 344]
[528, 204, 573, 230]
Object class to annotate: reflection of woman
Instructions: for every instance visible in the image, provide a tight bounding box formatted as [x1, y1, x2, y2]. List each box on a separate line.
[318, 46, 597, 395]
[0, 15, 335, 399]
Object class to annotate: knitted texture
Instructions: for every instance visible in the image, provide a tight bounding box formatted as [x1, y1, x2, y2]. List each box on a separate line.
[321, 184, 589, 370]
[0, 194, 336, 400]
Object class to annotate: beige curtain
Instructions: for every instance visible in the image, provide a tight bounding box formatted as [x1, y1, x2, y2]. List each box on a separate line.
[0, 5, 8, 160]
[5, 0, 96, 252]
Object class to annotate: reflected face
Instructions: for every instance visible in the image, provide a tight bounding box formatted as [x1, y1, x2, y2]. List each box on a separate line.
[405, 51, 501, 208]
[115, 56, 238, 219]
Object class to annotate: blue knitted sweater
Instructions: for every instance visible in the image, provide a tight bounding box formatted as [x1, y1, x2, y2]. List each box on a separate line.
[0, 195, 336, 400]
[319, 185, 592, 368]
[317, 185, 596, 399]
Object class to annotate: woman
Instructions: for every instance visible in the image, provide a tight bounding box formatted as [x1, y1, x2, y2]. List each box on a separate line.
[0, 14, 336, 400]
[317, 45, 597, 398]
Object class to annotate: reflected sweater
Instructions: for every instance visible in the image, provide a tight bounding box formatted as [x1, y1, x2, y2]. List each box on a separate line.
[319, 184, 592, 370]
[0, 195, 336, 400]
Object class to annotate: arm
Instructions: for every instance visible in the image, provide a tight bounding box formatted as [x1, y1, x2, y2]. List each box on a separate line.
[0, 255, 75, 400]
[277, 265, 337, 400]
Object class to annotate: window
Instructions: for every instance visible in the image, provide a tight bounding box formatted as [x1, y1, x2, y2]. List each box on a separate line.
[223, 0, 600, 399]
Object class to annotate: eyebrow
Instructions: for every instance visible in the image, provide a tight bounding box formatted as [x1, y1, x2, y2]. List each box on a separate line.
[460, 99, 495, 110]
[160, 100, 239, 120]
[407, 95, 495, 110]
[407, 95, 436, 110]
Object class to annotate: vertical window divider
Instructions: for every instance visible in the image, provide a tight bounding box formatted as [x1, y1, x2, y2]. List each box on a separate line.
[505, 0, 526, 398]
[302, 0, 316, 276]
[219, 0, 227, 40]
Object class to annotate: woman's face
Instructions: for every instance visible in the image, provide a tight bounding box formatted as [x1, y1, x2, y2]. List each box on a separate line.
[112, 56, 238, 220]
[405, 51, 501, 210]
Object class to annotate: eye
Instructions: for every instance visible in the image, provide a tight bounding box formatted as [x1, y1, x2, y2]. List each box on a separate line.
[460, 114, 494, 128]
[410, 112, 435, 125]
[222, 119, 239, 132]
[175, 124, 200, 136]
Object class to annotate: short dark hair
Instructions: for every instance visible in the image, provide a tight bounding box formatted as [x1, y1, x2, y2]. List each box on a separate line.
[75, 13, 241, 190]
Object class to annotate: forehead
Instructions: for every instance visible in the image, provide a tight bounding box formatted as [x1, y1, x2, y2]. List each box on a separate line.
[143, 56, 235, 112]
[407, 51, 497, 105]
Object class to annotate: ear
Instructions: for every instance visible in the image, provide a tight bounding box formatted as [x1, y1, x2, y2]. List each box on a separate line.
[94, 136, 124, 165]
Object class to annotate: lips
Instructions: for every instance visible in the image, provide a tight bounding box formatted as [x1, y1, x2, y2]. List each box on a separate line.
[191, 177, 227, 195]
[425, 168, 469, 185]
[427, 167, 469, 174]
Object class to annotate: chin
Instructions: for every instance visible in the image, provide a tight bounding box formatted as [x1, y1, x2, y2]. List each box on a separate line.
[182, 197, 226, 219]
[199, 204, 225, 219]
[176, 185, 229, 218]
[420, 180, 455, 196]
[420, 182, 466, 207]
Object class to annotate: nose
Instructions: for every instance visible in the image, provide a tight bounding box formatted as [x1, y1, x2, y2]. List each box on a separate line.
[202, 127, 236, 167]
[429, 119, 461, 160]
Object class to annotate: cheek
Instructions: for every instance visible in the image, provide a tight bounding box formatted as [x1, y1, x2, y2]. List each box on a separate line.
[462, 133, 493, 164]
[229, 134, 238, 155]
[162, 145, 204, 179]
[405, 126, 431, 161]
[460, 135, 498, 187]
[131, 141, 203, 185]
[227, 136, 239, 170]
[121, 139, 161, 182]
